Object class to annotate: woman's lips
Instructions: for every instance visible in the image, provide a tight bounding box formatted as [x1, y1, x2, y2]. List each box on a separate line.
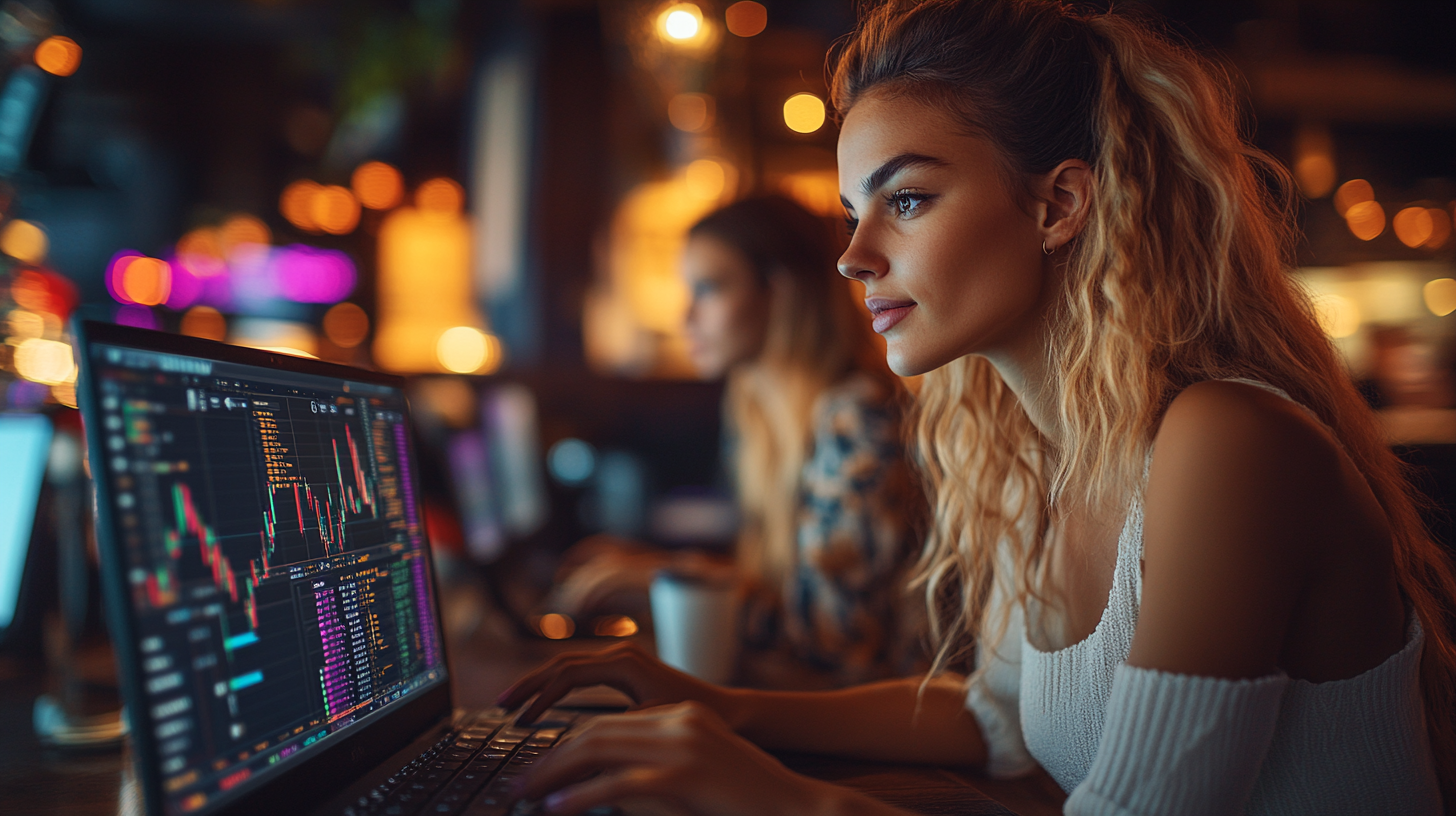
[866, 297, 916, 333]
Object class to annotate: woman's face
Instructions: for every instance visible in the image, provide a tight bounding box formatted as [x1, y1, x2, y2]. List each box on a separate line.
[680, 234, 770, 378]
[837, 93, 1054, 377]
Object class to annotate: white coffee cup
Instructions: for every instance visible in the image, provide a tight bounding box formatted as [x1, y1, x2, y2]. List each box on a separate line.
[649, 570, 740, 685]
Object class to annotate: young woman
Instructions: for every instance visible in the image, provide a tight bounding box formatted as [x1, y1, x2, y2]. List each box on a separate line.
[499, 2, 1456, 813]
[554, 195, 919, 681]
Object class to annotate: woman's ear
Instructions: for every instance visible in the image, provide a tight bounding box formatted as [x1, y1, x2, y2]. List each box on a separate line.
[1035, 159, 1094, 254]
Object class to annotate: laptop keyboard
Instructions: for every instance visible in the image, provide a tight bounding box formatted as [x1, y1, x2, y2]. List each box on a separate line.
[337, 710, 578, 816]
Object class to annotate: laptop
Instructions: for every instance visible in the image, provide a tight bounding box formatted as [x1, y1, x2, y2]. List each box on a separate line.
[74, 321, 588, 816]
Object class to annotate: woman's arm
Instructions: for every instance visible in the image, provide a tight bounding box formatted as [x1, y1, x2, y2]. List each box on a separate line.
[1067, 380, 1399, 815]
[499, 643, 986, 767]
[721, 674, 987, 765]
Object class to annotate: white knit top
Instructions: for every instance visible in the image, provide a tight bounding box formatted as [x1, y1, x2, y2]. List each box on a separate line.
[964, 386, 1444, 815]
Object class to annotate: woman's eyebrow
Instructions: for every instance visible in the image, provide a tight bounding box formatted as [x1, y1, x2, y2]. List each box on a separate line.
[841, 153, 950, 210]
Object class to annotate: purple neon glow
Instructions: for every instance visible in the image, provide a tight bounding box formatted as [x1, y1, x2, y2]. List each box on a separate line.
[275, 245, 356, 303]
[115, 304, 159, 330]
[163, 258, 204, 310]
[6, 379, 50, 409]
[105, 250, 144, 304]
[106, 242, 357, 310]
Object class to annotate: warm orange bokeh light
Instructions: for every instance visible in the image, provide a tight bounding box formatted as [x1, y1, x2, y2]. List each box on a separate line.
[280, 179, 323, 232]
[1345, 200, 1386, 241]
[323, 302, 370, 348]
[121, 257, 172, 306]
[311, 185, 361, 235]
[177, 227, 224, 262]
[783, 92, 826, 134]
[35, 35, 82, 77]
[416, 178, 465, 214]
[1, 219, 49, 265]
[1333, 179, 1374, 217]
[352, 162, 404, 210]
[1394, 207, 1435, 249]
[725, 1, 767, 37]
[11, 270, 57, 315]
[219, 215, 271, 256]
[658, 4, 704, 42]
[180, 306, 227, 342]
[668, 93, 713, 133]
[1425, 208, 1452, 250]
[537, 613, 575, 640]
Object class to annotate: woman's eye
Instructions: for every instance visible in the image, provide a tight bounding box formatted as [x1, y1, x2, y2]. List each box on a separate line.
[844, 216, 859, 236]
[888, 191, 929, 218]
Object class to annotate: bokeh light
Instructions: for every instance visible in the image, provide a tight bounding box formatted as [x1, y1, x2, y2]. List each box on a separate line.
[352, 162, 404, 210]
[180, 306, 227, 341]
[1345, 200, 1385, 241]
[659, 4, 703, 41]
[311, 185, 361, 235]
[280, 179, 323, 232]
[176, 227, 225, 266]
[219, 214, 271, 256]
[547, 438, 597, 485]
[1425, 208, 1452, 249]
[322, 302, 370, 348]
[668, 93, 713, 133]
[275, 245, 356, 303]
[115, 304, 159, 330]
[593, 615, 639, 637]
[106, 251, 143, 303]
[685, 158, 727, 200]
[1333, 179, 1374, 217]
[725, 1, 767, 37]
[8, 309, 44, 340]
[1313, 293, 1361, 338]
[1423, 279, 1456, 317]
[121, 257, 172, 306]
[14, 338, 75, 385]
[50, 383, 76, 408]
[537, 613, 575, 640]
[436, 326, 500, 374]
[1394, 207, 1434, 248]
[1292, 125, 1335, 199]
[783, 92, 826, 134]
[11, 269, 78, 317]
[416, 178, 465, 214]
[34, 35, 82, 77]
[1, 219, 48, 265]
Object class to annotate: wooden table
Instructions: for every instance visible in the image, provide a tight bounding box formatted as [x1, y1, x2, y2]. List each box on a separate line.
[0, 592, 1066, 816]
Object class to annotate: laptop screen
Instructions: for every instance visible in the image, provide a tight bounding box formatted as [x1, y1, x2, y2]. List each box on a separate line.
[84, 338, 446, 815]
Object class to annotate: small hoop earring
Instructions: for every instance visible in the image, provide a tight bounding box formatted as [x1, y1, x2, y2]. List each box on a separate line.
[1042, 241, 1054, 256]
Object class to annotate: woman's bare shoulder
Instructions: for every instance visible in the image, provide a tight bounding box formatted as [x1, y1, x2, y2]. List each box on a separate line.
[1129, 379, 1361, 678]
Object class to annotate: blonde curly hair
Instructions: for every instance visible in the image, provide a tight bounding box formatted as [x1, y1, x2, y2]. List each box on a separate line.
[832, 0, 1456, 798]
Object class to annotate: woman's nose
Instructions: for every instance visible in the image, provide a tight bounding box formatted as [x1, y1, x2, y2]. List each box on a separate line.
[838, 236, 887, 282]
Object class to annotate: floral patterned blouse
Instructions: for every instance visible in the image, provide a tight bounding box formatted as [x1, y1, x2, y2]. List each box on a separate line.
[742, 375, 918, 682]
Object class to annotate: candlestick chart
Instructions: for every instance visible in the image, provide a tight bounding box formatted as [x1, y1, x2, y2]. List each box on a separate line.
[89, 347, 444, 815]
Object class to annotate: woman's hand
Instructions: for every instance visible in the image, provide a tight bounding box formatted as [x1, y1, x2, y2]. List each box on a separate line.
[497, 642, 733, 727]
[516, 701, 887, 816]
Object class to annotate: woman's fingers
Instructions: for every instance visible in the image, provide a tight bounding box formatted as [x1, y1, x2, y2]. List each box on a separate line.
[537, 768, 674, 816]
[521, 724, 680, 801]
[497, 643, 644, 710]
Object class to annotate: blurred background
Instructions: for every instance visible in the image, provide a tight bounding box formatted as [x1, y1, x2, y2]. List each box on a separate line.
[0, 0, 1453, 644]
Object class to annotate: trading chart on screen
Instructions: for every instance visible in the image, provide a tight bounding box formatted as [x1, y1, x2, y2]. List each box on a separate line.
[89, 344, 443, 814]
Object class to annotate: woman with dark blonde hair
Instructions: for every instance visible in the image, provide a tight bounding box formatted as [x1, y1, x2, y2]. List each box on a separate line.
[557, 194, 918, 680]
[500, 2, 1456, 813]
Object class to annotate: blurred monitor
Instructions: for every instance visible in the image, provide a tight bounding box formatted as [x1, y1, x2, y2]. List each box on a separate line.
[445, 383, 545, 563]
[0, 413, 52, 638]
